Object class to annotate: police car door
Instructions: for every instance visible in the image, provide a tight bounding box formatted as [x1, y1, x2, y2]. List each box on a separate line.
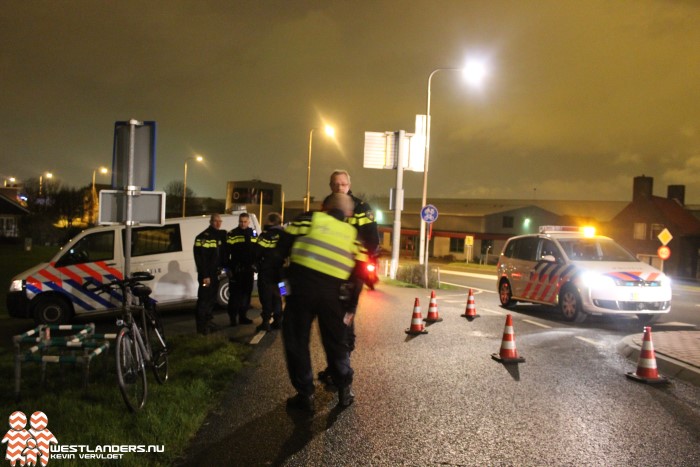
[509, 236, 540, 298]
[526, 238, 564, 305]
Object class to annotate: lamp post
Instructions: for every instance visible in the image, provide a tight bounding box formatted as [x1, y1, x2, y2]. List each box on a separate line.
[183, 155, 203, 217]
[305, 124, 335, 211]
[91, 167, 108, 224]
[419, 60, 488, 286]
[39, 172, 53, 196]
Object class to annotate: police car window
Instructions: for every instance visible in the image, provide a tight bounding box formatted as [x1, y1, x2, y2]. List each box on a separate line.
[539, 239, 562, 262]
[558, 238, 637, 262]
[125, 225, 182, 257]
[513, 237, 539, 261]
[56, 231, 114, 267]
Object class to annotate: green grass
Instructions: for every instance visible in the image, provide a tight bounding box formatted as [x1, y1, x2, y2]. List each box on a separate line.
[0, 333, 250, 466]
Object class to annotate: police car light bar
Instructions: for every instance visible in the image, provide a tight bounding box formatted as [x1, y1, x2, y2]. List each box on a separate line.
[539, 225, 596, 237]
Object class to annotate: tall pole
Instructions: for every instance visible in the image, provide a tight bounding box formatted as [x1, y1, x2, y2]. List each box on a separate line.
[305, 128, 315, 212]
[182, 159, 189, 217]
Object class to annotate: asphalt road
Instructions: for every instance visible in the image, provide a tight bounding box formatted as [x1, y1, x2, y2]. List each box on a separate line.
[179, 283, 700, 466]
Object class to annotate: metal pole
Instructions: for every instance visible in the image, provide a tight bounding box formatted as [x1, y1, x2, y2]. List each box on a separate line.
[182, 159, 189, 217]
[125, 119, 140, 280]
[305, 128, 315, 211]
[391, 131, 405, 280]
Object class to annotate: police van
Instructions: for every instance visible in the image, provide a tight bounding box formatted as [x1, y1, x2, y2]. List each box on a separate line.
[7, 212, 260, 324]
[496, 226, 672, 324]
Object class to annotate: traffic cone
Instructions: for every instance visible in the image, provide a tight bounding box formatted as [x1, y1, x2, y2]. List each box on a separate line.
[424, 290, 442, 323]
[461, 289, 480, 320]
[405, 298, 428, 335]
[491, 314, 525, 363]
[626, 326, 669, 385]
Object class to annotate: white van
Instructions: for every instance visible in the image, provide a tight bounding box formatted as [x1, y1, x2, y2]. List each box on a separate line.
[7, 212, 260, 324]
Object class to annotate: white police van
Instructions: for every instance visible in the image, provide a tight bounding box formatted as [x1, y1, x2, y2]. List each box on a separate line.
[496, 226, 672, 324]
[7, 212, 260, 324]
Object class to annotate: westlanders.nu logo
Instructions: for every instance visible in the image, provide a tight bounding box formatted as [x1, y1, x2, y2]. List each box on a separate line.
[2, 411, 57, 467]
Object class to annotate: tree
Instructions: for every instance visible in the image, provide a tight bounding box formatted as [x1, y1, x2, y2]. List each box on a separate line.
[164, 180, 196, 217]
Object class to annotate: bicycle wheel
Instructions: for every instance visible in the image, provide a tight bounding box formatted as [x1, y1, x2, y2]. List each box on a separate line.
[115, 327, 147, 412]
[146, 307, 169, 384]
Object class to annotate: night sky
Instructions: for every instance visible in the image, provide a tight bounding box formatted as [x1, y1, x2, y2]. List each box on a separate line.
[2, 0, 699, 204]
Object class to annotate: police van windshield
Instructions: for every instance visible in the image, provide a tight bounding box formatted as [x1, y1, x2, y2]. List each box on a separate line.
[558, 237, 638, 262]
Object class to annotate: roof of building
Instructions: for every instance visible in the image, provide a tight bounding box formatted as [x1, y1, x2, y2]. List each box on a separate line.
[0, 191, 29, 215]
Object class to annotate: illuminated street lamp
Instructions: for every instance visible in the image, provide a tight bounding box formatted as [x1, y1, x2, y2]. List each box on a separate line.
[305, 125, 335, 211]
[91, 167, 109, 224]
[3, 177, 16, 187]
[39, 172, 53, 196]
[419, 59, 488, 285]
[183, 155, 204, 217]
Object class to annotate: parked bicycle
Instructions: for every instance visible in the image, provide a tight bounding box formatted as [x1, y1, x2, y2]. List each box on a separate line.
[83, 271, 169, 411]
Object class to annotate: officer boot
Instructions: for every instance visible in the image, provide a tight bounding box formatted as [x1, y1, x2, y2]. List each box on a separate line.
[338, 385, 354, 408]
[238, 310, 253, 325]
[256, 319, 271, 332]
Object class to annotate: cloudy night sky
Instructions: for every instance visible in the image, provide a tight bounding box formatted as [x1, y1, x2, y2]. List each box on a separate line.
[2, 0, 699, 205]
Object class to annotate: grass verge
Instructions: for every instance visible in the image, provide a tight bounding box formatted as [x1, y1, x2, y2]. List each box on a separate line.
[0, 333, 249, 466]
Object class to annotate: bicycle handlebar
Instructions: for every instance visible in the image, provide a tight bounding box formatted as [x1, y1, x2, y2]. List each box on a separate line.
[82, 272, 155, 294]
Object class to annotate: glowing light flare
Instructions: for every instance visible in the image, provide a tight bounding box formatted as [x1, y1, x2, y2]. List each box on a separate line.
[462, 58, 488, 88]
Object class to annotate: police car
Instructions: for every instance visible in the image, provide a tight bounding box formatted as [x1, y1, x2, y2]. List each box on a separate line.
[496, 226, 672, 324]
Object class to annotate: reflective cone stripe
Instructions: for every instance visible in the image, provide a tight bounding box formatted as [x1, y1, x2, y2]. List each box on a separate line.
[462, 289, 480, 319]
[405, 298, 428, 335]
[491, 314, 525, 363]
[626, 326, 669, 384]
[425, 290, 442, 322]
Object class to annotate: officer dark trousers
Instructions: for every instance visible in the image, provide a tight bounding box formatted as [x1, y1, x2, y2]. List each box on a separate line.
[282, 268, 353, 397]
[227, 267, 254, 324]
[257, 273, 282, 324]
[195, 275, 219, 332]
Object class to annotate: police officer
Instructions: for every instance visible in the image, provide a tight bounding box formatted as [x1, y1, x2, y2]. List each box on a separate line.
[253, 212, 285, 332]
[193, 213, 226, 335]
[226, 212, 257, 326]
[317, 170, 379, 384]
[280, 193, 367, 412]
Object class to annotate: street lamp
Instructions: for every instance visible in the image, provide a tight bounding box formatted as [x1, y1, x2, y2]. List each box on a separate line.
[91, 167, 109, 224]
[305, 124, 335, 211]
[183, 155, 204, 217]
[419, 59, 488, 285]
[39, 172, 53, 196]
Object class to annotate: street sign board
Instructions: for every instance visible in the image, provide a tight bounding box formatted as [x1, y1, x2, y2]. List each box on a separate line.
[99, 190, 166, 226]
[421, 204, 438, 224]
[657, 228, 673, 246]
[363, 131, 424, 172]
[112, 121, 157, 190]
[657, 245, 671, 260]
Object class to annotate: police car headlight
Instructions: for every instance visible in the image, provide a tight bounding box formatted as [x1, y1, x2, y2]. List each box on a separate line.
[580, 271, 616, 289]
[9, 279, 24, 292]
[659, 274, 672, 288]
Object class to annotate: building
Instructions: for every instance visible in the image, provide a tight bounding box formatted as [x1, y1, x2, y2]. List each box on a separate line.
[224, 180, 283, 221]
[0, 187, 30, 241]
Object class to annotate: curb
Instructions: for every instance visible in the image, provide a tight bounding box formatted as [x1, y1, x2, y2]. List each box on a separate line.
[617, 335, 700, 387]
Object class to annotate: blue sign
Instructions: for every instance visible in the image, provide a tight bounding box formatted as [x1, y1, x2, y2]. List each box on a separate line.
[421, 204, 438, 223]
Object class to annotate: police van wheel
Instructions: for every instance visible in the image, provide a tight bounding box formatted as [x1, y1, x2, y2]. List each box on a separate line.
[33, 296, 72, 325]
[559, 287, 586, 323]
[216, 281, 230, 307]
[498, 280, 516, 308]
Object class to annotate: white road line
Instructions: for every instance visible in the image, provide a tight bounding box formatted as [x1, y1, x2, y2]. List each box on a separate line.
[441, 270, 498, 280]
[440, 281, 497, 294]
[575, 336, 601, 346]
[249, 331, 266, 345]
[479, 307, 503, 316]
[522, 319, 551, 329]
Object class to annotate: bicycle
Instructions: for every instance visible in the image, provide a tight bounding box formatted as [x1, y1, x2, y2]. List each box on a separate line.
[83, 271, 169, 411]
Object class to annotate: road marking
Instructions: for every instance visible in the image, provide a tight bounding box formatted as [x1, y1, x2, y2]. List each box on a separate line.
[480, 307, 503, 316]
[441, 270, 498, 280]
[522, 319, 550, 329]
[249, 331, 266, 345]
[575, 336, 601, 346]
[440, 281, 497, 294]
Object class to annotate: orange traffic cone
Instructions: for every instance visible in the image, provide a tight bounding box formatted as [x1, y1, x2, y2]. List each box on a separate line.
[626, 326, 669, 385]
[424, 290, 443, 323]
[405, 298, 428, 335]
[491, 314, 525, 363]
[461, 289, 480, 320]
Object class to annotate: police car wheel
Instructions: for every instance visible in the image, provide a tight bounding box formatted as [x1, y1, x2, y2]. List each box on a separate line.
[33, 296, 72, 325]
[217, 280, 230, 307]
[559, 287, 587, 323]
[499, 280, 516, 308]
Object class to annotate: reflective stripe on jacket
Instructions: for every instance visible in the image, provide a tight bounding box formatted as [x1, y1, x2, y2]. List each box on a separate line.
[290, 212, 362, 280]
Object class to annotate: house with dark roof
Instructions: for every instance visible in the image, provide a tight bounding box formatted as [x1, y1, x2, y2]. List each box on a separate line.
[0, 188, 29, 240]
[607, 176, 700, 279]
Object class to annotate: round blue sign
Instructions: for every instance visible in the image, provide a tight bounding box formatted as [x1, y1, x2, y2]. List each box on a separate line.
[421, 204, 438, 224]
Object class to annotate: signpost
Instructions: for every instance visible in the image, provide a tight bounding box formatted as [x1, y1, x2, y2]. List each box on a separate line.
[656, 228, 673, 272]
[420, 204, 438, 287]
